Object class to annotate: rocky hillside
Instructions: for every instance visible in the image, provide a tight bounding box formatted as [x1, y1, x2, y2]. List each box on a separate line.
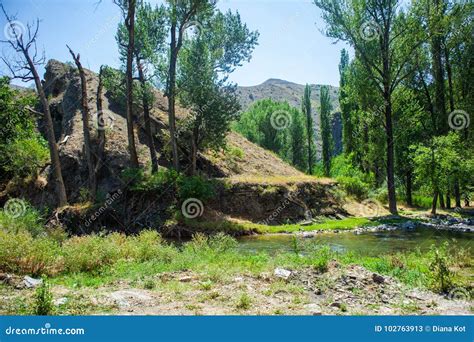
[237, 79, 343, 156]
[40, 60, 303, 194]
[0, 60, 347, 233]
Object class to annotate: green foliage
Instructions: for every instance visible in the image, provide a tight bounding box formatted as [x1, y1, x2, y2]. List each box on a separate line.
[124, 230, 177, 263]
[0, 230, 60, 276]
[337, 176, 369, 200]
[236, 292, 252, 310]
[306, 245, 332, 272]
[2, 137, 49, 177]
[0, 77, 48, 179]
[234, 99, 309, 171]
[62, 235, 121, 274]
[328, 154, 373, 200]
[428, 242, 454, 293]
[177, 175, 215, 201]
[184, 233, 237, 256]
[302, 84, 315, 174]
[225, 145, 245, 160]
[33, 279, 54, 315]
[121, 168, 179, 192]
[0, 203, 45, 237]
[411, 133, 473, 210]
[178, 26, 247, 165]
[100, 66, 140, 108]
[320, 85, 333, 176]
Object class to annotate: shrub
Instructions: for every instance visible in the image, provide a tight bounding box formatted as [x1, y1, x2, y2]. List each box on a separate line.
[123, 168, 179, 192]
[370, 186, 388, 204]
[121, 167, 144, 185]
[177, 175, 215, 201]
[62, 235, 120, 273]
[307, 245, 332, 272]
[33, 278, 53, 315]
[184, 233, 237, 255]
[125, 230, 177, 263]
[225, 146, 245, 160]
[141, 169, 179, 191]
[2, 137, 49, 177]
[428, 242, 454, 293]
[0, 230, 60, 276]
[0, 202, 45, 237]
[336, 176, 369, 200]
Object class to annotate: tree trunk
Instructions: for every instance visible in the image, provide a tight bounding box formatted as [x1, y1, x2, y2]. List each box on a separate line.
[454, 179, 461, 207]
[191, 135, 197, 176]
[167, 19, 180, 171]
[136, 57, 158, 173]
[25, 50, 67, 206]
[125, 0, 139, 168]
[431, 189, 438, 215]
[446, 189, 451, 209]
[68, 46, 97, 201]
[406, 171, 413, 207]
[385, 99, 398, 215]
[465, 197, 470, 207]
[96, 66, 106, 177]
[439, 192, 445, 209]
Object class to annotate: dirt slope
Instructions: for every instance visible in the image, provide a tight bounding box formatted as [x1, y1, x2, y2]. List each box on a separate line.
[37, 60, 303, 199]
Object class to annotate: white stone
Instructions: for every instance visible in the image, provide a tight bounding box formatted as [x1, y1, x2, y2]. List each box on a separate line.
[23, 276, 43, 288]
[274, 268, 292, 280]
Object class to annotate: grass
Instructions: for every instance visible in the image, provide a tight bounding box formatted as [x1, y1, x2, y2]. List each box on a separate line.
[0, 224, 472, 315]
[224, 175, 334, 185]
[183, 216, 415, 235]
[236, 292, 252, 310]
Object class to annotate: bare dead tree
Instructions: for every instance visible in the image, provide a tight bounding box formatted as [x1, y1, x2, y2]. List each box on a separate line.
[95, 65, 106, 177]
[0, 4, 68, 206]
[67, 45, 97, 201]
[136, 55, 158, 172]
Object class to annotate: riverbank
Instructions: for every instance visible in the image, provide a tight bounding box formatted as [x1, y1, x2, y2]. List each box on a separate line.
[0, 231, 472, 315]
[181, 209, 474, 237]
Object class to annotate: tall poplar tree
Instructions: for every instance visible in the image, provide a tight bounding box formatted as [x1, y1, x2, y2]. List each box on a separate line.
[320, 85, 333, 177]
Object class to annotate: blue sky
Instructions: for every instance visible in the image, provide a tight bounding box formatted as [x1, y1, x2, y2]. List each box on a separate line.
[0, 0, 350, 87]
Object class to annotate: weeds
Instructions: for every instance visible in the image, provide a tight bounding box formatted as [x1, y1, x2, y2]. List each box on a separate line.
[33, 279, 53, 315]
[236, 292, 252, 310]
[428, 242, 453, 293]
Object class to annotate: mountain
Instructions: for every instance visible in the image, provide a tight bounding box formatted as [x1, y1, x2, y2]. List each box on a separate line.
[237, 78, 340, 111]
[236, 79, 343, 157]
